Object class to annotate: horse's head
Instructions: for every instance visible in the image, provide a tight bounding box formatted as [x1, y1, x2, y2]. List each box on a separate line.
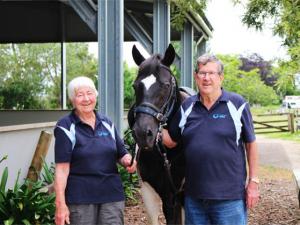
[129, 44, 177, 150]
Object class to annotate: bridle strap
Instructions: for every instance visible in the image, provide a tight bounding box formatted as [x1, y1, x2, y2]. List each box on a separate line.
[134, 74, 177, 124]
[131, 64, 182, 195]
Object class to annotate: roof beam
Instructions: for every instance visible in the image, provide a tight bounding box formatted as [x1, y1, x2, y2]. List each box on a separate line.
[124, 10, 153, 54]
[69, 0, 97, 33]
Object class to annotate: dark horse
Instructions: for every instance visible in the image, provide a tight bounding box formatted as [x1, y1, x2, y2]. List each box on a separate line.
[128, 44, 192, 225]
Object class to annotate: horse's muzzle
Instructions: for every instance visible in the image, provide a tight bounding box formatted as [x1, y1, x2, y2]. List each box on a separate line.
[132, 124, 157, 150]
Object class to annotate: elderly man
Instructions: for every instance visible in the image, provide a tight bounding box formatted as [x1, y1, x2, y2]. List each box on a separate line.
[162, 54, 259, 225]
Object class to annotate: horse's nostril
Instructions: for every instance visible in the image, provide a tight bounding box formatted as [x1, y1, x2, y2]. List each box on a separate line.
[147, 129, 153, 137]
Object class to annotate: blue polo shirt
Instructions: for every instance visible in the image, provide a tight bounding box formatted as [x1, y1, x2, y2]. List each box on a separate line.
[169, 90, 256, 200]
[54, 110, 127, 204]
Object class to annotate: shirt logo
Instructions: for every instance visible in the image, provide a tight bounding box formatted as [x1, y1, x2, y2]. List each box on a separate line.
[212, 113, 226, 119]
[97, 131, 109, 137]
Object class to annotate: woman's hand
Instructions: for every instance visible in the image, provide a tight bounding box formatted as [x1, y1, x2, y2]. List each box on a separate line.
[55, 203, 70, 225]
[120, 153, 137, 173]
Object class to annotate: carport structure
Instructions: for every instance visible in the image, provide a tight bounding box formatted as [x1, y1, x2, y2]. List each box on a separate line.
[0, 0, 213, 132]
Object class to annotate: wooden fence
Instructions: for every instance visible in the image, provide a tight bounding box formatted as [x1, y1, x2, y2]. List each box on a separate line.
[253, 113, 296, 134]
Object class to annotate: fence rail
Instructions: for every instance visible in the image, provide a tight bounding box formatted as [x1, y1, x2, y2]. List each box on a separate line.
[253, 113, 294, 134]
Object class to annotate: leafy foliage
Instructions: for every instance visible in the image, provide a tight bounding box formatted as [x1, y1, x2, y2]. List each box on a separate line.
[0, 155, 7, 164]
[0, 43, 97, 109]
[124, 62, 138, 109]
[237, 0, 300, 67]
[170, 0, 207, 31]
[273, 60, 300, 97]
[219, 54, 279, 106]
[121, 129, 139, 204]
[0, 167, 55, 225]
[239, 53, 278, 87]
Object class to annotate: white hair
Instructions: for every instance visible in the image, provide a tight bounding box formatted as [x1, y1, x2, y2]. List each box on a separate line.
[67, 76, 98, 101]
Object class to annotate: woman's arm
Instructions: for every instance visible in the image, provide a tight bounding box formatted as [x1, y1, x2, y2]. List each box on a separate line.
[54, 163, 70, 225]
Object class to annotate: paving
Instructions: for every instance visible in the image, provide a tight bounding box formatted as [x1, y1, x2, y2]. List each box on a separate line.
[257, 135, 300, 171]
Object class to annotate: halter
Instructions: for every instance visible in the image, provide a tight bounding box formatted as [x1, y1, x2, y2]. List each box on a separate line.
[133, 65, 177, 125]
[130, 65, 182, 195]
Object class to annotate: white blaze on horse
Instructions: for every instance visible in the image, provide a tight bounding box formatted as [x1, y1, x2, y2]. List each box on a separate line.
[128, 44, 194, 225]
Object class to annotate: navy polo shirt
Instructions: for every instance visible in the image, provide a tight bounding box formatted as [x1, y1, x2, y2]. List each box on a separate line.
[54, 110, 128, 204]
[169, 90, 256, 200]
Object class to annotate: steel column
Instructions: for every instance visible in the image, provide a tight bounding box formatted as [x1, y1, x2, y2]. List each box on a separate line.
[61, 43, 67, 109]
[153, 0, 170, 54]
[180, 21, 194, 88]
[98, 0, 124, 134]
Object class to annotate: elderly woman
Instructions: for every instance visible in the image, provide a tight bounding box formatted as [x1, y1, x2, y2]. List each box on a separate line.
[162, 54, 259, 225]
[54, 76, 136, 225]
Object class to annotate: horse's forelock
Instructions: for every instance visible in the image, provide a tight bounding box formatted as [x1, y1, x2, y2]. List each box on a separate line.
[138, 54, 162, 77]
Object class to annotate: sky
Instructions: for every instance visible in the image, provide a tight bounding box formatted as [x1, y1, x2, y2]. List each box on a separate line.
[89, 0, 289, 66]
[205, 0, 288, 60]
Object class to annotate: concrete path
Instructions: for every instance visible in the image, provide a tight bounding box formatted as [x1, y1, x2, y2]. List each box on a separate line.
[257, 135, 300, 171]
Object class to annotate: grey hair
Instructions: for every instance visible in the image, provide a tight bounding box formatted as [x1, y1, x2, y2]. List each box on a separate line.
[196, 54, 224, 74]
[67, 76, 98, 101]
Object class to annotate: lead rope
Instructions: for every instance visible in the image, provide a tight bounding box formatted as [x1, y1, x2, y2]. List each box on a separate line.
[155, 123, 180, 195]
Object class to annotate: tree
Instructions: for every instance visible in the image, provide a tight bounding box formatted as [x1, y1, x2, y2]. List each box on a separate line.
[0, 43, 97, 109]
[239, 53, 278, 87]
[48, 43, 98, 108]
[124, 62, 137, 109]
[170, 0, 207, 31]
[0, 44, 58, 109]
[219, 54, 279, 106]
[273, 60, 300, 97]
[236, 0, 300, 67]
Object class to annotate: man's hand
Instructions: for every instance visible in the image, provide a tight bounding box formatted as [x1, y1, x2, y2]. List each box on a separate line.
[246, 181, 259, 208]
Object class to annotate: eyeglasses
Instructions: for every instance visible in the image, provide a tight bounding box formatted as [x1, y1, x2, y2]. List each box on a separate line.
[197, 71, 220, 78]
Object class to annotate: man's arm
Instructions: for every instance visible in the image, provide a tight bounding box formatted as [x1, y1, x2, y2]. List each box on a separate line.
[162, 128, 178, 148]
[245, 141, 259, 209]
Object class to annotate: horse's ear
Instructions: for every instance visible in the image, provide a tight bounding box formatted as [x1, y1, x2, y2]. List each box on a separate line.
[132, 45, 145, 66]
[161, 44, 175, 67]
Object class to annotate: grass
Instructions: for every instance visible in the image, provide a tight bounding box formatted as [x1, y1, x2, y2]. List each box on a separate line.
[259, 132, 300, 142]
[259, 165, 293, 181]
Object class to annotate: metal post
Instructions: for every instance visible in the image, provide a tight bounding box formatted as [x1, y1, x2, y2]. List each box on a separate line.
[98, 0, 124, 134]
[180, 21, 194, 88]
[153, 0, 170, 54]
[61, 42, 67, 109]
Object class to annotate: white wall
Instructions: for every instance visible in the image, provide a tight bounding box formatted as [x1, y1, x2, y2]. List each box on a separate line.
[0, 123, 55, 188]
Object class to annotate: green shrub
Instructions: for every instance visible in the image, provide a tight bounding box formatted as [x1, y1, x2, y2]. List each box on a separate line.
[40, 161, 54, 186]
[0, 165, 55, 224]
[0, 155, 7, 164]
[120, 128, 139, 204]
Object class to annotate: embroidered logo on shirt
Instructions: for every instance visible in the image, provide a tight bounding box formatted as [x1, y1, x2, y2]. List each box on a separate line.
[97, 131, 109, 137]
[212, 113, 226, 119]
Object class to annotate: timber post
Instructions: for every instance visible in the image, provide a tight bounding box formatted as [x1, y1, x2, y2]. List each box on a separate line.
[26, 130, 52, 182]
[288, 113, 295, 133]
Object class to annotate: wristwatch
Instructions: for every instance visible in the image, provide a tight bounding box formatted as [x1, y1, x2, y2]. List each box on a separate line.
[249, 177, 260, 184]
